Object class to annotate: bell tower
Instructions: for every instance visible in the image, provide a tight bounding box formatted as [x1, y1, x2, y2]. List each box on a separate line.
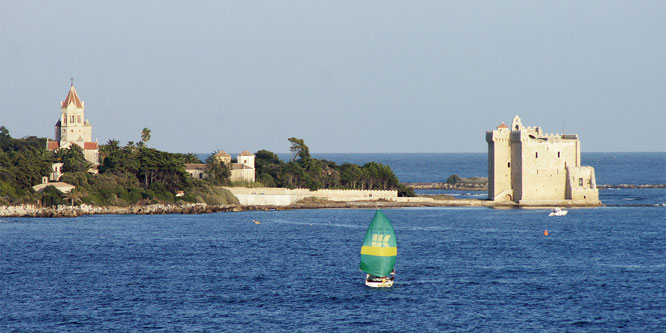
[49, 80, 99, 165]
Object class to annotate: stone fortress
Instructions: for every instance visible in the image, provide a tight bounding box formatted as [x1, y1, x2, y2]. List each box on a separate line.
[486, 115, 600, 206]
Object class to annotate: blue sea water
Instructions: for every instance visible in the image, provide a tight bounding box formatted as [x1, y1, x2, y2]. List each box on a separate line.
[1, 153, 665, 331]
[306, 152, 666, 206]
[1, 208, 664, 331]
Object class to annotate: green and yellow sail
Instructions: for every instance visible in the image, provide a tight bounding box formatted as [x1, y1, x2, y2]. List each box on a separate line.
[360, 210, 397, 277]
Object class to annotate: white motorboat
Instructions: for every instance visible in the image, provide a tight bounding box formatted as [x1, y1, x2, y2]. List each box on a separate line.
[549, 208, 568, 216]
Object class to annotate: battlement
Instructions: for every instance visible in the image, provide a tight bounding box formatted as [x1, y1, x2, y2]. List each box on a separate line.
[488, 115, 598, 205]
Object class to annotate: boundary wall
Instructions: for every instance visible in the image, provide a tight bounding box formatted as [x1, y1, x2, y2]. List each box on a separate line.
[223, 187, 398, 206]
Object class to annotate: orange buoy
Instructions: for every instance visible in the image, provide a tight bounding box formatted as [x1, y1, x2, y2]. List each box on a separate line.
[544, 230, 549, 236]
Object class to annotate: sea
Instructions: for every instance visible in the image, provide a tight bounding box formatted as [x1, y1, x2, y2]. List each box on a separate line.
[1, 153, 664, 331]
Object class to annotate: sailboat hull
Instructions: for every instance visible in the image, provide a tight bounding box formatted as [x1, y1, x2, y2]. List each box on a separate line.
[365, 274, 394, 288]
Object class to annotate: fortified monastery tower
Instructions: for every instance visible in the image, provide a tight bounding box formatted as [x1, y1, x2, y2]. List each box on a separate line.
[486, 115, 599, 206]
[46, 83, 99, 165]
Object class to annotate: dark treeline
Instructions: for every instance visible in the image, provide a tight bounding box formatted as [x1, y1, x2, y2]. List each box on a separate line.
[1, 129, 414, 206]
[255, 138, 415, 196]
[0, 127, 53, 204]
[0, 127, 236, 206]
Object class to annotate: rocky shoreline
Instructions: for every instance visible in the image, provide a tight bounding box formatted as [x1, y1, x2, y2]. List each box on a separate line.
[1, 197, 611, 218]
[0, 203, 245, 218]
[0, 201, 479, 218]
[406, 182, 666, 190]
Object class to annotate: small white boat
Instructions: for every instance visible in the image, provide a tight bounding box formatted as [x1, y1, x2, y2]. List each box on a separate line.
[549, 208, 568, 216]
[365, 271, 395, 288]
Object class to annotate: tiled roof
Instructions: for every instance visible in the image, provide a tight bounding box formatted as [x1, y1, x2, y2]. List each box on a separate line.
[62, 84, 83, 108]
[239, 150, 254, 156]
[83, 142, 98, 150]
[47, 141, 60, 150]
[498, 122, 508, 129]
[215, 150, 231, 158]
[185, 163, 206, 170]
[231, 163, 253, 170]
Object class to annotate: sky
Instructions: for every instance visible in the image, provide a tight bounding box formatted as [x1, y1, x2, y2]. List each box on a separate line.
[1, 0, 664, 154]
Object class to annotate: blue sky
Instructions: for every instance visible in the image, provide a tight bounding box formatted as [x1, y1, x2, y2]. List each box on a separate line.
[1, 1, 664, 153]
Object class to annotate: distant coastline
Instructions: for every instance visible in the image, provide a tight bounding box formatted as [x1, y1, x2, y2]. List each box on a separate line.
[1, 195, 607, 218]
[406, 182, 666, 190]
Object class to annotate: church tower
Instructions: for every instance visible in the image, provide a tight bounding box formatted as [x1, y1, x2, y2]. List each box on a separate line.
[48, 81, 99, 165]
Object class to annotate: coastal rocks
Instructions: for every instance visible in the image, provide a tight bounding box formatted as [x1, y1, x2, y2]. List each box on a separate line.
[0, 204, 106, 217]
[406, 182, 488, 191]
[597, 184, 666, 189]
[0, 203, 241, 217]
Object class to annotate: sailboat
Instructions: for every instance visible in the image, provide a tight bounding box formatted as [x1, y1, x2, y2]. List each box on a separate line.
[360, 210, 397, 287]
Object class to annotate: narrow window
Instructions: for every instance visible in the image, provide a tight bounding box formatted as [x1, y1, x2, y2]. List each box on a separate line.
[71, 115, 75, 123]
[507, 162, 510, 168]
[558, 152, 561, 158]
[77, 115, 81, 123]
[579, 178, 583, 186]
[535, 152, 538, 158]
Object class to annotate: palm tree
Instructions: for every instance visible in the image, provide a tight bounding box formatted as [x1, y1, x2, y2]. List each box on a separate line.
[65, 188, 86, 206]
[141, 128, 151, 145]
[107, 139, 120, 153]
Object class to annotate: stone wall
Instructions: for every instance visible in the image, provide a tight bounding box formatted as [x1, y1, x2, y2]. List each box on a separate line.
[223, 187, 398, 206]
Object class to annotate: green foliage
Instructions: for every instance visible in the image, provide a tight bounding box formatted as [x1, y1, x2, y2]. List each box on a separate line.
[251, 138, 415, 196]
[446, 174, 463, 185]
[288, 137, 311, 163]
[204, 152, 231, 186]
[181, 153, 202, 164]
[187, 181, 240, 205]
[0, 127, 53, 204]
[255, 149, 282, 187]
[141, 127, 151, 145]
[397, 184, 416, 197]
[40, 185, 65, 207]
[256, 173, 276, 187]
[61, 145, 90, 173]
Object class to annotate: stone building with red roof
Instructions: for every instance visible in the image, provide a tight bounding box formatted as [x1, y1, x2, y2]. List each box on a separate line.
[46, 83, 99, 166]
[184, 150, 256, 183]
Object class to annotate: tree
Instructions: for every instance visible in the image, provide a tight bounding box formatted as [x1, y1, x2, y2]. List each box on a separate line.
[204, 151, 231, 186]
[288, 137, 310, 163]
[255, 149, 283, 187]
[107, 139, 120, 153]
[40, 185, 65, 207]
[99, 139, 120, 163]
[140, 128, 151, 146]
[62, 145, 91, 173]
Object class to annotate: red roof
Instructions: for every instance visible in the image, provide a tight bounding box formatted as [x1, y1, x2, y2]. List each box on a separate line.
[83, 142, 98, 150]
[47, 141, 60, 150]
[62, 85, 83, 108]
[215, 150, 231, 158]
[239, 150, 254, 157]
[498, 122, 508, 129]
[185, 163, 206, 170]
